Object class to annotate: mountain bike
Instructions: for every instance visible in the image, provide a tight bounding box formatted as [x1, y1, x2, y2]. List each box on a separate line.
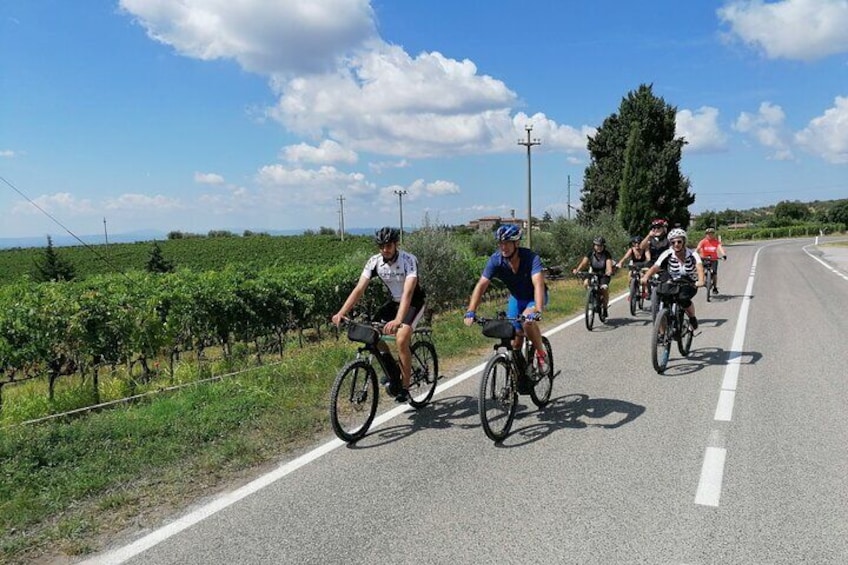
[650, 278, 696, 374]
[702, 257, 714, 302]
[576, 272, 606, 330]
[473, 313, 555, 442]
[329, 316, 439, 443]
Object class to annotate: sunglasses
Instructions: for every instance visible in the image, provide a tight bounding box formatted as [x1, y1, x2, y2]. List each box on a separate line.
[671, 239, 685, 245]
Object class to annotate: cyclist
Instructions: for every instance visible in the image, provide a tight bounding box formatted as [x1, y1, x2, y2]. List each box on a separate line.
[463, 224, 550, 376]
[695, 228, 727, 294]
[331, 227, 425, 402]
[572, 236, 614, 318]
[640, 218, 670, 258]
[641, 227, 705, 329]
[616, 235, 652, 299]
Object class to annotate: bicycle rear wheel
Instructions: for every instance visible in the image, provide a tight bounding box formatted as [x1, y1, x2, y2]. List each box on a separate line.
[651, 308, 672, 374]
[478, 355, 517, 442]
[584, 291, 595, 331]
[407, 340, 439, 409]
[528, 337, 554, 408]
[650, 285, 660, 322]
[629, 277, 638, 316]
[329, 360, 379, 443]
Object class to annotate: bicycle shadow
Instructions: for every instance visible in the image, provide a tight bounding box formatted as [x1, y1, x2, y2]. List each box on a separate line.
[602, 316, 654, 329]
[346, 394, 479, 448]
[659, 346, 763, 378]
[494, 393, 646, 448]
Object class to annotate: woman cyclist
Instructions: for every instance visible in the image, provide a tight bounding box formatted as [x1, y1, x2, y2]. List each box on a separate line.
[572, 236, 614, 318]
[641, 228, 705, 329]
[695, 228, 727, 294]
[616, 235, 652, 299]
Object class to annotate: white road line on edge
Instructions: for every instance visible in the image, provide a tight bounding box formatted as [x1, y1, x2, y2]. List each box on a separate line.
[82, 302, 601, 564]
[695, 446, 727, 507]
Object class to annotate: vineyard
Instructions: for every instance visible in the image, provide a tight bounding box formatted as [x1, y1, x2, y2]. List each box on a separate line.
[0, 234, 375, 285]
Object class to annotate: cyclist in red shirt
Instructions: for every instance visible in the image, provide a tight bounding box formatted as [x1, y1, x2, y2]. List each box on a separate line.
[695, 228, 727, 294]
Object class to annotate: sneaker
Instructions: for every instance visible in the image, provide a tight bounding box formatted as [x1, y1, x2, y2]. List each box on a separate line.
[602, 306, 609, 319]
[712, 286, 719, 295]
[689, 316, 699, 330]
[394, 389, 410, 403]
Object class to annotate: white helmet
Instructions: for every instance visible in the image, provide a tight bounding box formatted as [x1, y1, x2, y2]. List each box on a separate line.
[668, 227, 687, 241]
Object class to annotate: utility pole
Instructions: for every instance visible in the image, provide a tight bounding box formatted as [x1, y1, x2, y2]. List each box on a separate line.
[393, 189, 408, 245]
[567, 174, 572, 221]
[518, 125, 540, 249]
[103, 217, 110, 256]
[337, 195, 346, 241]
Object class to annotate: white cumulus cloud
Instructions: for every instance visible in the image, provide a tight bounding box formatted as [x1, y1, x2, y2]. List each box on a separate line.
[795, 96, 848, 163]
[119, 0, 376, 74]
[734, 102, 794, 160]
[281, 140, 358, 164]
[194, 171, 225, 184]
[718, 0, 848, 61]
[676, 106, 728, 153]
[104, 193, 183, 211]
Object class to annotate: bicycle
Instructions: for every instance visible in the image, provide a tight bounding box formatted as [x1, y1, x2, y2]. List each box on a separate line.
[650, 278, 696, 374]
[473, 313, 555, 442]
[576, 272, 606, 330]
[647, 271, 663, 322]
[329, 316, 439, 443]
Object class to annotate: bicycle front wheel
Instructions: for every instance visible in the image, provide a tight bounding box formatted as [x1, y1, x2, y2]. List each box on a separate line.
[407, 340, 439, 409]
[651, 308, 672, 374]
[584, 291, 595, 331]
[629, 278, 638, 316]
[478, 355, 517, 442]
[528, 337, 554, 408]
[329, 359, 379, 442]
[677, 309, 694, 357]
[705, 270, 713, 303]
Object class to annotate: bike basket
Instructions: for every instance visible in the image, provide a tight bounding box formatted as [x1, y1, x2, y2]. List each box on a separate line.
[481, 319, 516, 340]
[347, 323, 380, 345]
[656, 281, 680, 296]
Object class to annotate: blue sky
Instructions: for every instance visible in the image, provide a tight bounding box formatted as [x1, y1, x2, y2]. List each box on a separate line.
[2, 0, 847, 240]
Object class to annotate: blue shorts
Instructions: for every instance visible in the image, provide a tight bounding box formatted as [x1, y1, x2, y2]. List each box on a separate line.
[507, 293, 549, 330]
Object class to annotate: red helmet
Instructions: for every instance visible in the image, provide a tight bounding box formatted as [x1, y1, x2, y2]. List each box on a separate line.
[650, 218, 668, 229]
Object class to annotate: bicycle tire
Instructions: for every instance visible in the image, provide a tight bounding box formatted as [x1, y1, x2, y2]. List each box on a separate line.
[329, 359, 379, 443]
[528, 336, 554, 408]
[650, 285, 660, 322]
[407, 340, 439, 409]
[584, 291, 595, 331]
[677, 309, 694, 357]
[651, 308, 672, 374]
[478, 354, 517, 442]
[629, 277, 638, 317]
[705, 269, 713, 303]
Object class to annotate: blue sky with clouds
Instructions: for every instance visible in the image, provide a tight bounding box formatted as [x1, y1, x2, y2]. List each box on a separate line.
[2, 0, 846, 239]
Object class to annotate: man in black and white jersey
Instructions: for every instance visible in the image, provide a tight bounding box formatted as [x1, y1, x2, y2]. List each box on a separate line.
[331, 227, 425, 402]
[641, 227, 705, 329]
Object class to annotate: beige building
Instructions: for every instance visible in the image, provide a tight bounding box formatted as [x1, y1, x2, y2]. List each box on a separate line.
[468, 215, 526, 233]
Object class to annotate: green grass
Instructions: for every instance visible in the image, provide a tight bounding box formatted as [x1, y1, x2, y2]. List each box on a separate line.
[0, 275, 626, 564]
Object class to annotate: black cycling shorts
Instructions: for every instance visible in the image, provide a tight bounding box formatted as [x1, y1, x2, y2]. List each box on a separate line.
[375, 300, 425, 328]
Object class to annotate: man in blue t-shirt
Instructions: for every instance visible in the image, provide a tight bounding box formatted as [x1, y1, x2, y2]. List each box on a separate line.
[463, 224, 549, 374]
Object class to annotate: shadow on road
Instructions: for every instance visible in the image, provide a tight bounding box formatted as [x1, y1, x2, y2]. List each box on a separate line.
[494, 393, 646, 448]
[658, 346, 763, 378]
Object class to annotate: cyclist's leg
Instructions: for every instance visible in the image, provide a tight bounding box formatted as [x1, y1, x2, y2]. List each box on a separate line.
[394, 303, 424, 389]
[712, 260, 719, 290]
[680, 288, 698, 327]
[599, 274, 611, 310]
[519, 294, 548, 356]
[506, 295, 526, 350]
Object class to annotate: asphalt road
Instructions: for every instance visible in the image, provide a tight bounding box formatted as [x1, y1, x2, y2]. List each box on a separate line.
[81, 237, 848, 565]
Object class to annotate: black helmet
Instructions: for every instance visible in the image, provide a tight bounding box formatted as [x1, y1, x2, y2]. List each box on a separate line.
[374, 227, 400, 245]
[630, 235, 641, 245]
[593, 236, 606, 246]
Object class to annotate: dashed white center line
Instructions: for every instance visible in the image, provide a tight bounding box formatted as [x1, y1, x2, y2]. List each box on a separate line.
[695, 446, 727, 507]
